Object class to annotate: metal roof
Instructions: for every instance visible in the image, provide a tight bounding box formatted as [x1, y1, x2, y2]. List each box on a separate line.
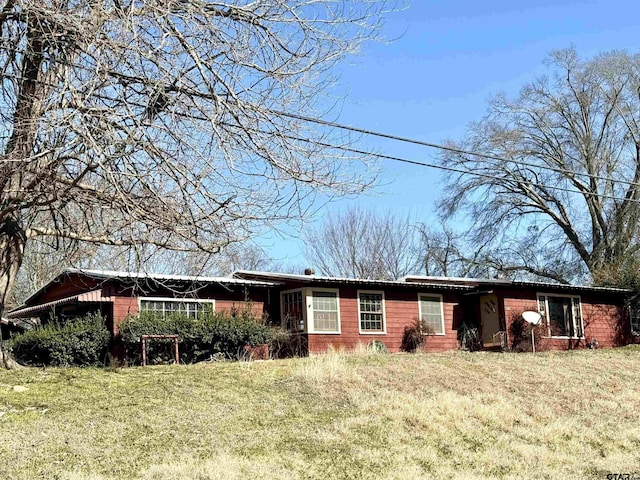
[7, 290, 108, 319]
[232, 270, 476, 291]
[69, 269, 281, 286]
[23, 268, 281, 304]
[402, 275, 632, 294]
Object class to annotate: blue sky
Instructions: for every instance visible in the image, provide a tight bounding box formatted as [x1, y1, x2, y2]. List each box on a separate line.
[259, 0, 640, 268]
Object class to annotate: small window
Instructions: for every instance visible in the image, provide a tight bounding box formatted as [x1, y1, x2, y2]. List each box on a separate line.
[537, 294, 583, 338]
[418, 294, 445, 335]
[139, 298, 214, 319]
[358, 291, 385, 333]
[311, 290, 339, 332]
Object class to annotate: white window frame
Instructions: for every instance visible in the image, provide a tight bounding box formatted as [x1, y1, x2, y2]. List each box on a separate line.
[417, 293, 446, 336]
[279, 288, 341, 334]
[280, 288, 306, 332]
[357, 290, 386, 334]
[537, 293, 584, 339]
[308, 288, 341, 334]
[138, 297, 215, 319]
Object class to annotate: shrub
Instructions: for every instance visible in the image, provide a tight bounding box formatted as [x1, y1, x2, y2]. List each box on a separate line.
[119, 308, 276, 364]
[401, 317, 434, 353]
[509, 312, 543, 352]
[9, 312, 110, 367]
[458, 322, 483, 351]
[268, 329, 308, 358]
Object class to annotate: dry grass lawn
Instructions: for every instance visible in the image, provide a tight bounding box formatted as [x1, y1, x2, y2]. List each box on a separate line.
[1, 347, 640, 479]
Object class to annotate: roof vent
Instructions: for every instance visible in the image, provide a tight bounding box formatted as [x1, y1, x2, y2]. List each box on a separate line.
[304, 268, 315, 276]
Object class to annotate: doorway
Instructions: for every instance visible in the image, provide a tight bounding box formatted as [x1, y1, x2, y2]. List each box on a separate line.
[480, 294, 501, 347]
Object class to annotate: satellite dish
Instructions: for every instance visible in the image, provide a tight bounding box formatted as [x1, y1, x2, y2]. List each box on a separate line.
[522, 311, 542, 325]
[521, 311, 542, 353]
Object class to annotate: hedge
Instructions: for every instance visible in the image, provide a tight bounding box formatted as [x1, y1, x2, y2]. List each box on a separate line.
[9, 312, 110, 367]
[119, 309, 276, 364]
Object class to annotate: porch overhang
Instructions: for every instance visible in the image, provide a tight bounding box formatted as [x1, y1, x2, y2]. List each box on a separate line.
[7, 289, 110, 319]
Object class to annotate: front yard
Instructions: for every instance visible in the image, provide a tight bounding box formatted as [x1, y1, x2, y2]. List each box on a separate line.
[1, 347, 639, 479]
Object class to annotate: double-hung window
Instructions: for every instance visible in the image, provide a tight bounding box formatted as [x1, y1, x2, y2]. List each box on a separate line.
[358, 291, 385, 334]
[310, 290, 339, 332]
[418, 294, 445, 335]
[537, 294, 583, 338]
[139, 298, 214, 319]
[280, 288, 341, 334]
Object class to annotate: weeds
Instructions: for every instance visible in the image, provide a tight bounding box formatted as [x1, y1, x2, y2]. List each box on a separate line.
[1, 348, 639, 479]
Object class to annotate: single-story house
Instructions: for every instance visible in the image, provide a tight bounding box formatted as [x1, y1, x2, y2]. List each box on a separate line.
[5, 269, 278, 336]
[6, 268, 639, 354]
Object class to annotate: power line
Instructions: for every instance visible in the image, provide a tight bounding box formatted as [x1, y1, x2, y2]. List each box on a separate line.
[270, 108, 640, 190]
[275, 128, 640, 204]
[2, 69, 640, 197]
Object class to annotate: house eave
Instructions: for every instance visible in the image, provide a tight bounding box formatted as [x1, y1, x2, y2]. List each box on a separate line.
[233, 270, 476, 291]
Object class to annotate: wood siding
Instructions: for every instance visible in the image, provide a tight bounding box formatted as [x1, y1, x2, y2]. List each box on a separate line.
[110, 288, 270, 332]
[502, 289, 630, 350]
[21, 271, 632, 354]
[306, 287, 460, 353]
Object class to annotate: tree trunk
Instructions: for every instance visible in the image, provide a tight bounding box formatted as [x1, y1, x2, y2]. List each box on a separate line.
[0, 215, 26, 370]
[0, 339, 23, 370]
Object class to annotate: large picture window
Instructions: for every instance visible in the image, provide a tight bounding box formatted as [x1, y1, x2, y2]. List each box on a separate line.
[139, 298, 214, 319]
[537, 294, 583, 338]
[418, 294, 445, 335]
[358, 291, 385, 333]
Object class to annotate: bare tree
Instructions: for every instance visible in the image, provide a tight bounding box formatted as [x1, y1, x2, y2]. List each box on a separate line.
[0, 0, 403, 366]
[10, 239, 287, 306]
[419, 226, 490, 278]
[438, 49, 640, 285]
[8, 236, 102, 306]
[134, 242, 287, 277]
[303, 206, 423, 280]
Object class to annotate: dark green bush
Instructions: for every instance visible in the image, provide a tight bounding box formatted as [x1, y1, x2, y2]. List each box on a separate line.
[119, 308, 276, 364]
[9, 313, 110, 367]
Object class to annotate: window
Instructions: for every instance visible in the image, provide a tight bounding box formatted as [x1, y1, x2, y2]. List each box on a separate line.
[358, 291, 385, 333]
[418, 294, 445, 335]
[282, 290, 305, 331]
[139, 298, 214, 319]
[311, 290, 339, 332]
[537, 294, 583, 338]
[280, 288, 341, 334]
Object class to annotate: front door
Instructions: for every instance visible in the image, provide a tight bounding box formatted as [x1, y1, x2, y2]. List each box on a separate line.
[480, 294, 500, 346]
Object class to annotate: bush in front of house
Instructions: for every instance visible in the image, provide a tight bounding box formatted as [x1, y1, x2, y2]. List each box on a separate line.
[119, 308, 276, 364]
[269, 328, 308, 358]
[509, 311, 543, 352]
[401, 317, 434, 353]
[9, 312, 110, 367]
